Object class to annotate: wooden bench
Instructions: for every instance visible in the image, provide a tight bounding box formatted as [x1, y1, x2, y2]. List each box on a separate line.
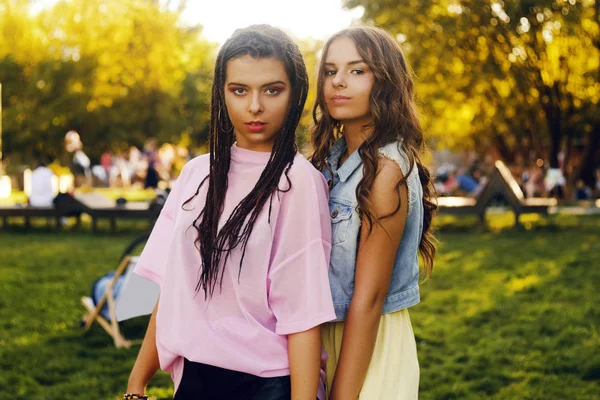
[0, 205, 59, 229]
[0, 196, 83, 230]
[74, 193, 161, 233]
[437, 161, 557, 227]
[0, 192, 163, 232]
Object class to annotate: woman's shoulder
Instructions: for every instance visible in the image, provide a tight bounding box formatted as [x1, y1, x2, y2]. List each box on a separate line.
[275, 152, 328, 198]
[378, 140, 413, 177]
[288, 152, 328, 187]
[178, 154, 210, 180]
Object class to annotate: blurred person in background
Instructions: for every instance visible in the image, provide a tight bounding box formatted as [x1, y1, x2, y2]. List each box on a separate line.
[29, 152, 55, 207]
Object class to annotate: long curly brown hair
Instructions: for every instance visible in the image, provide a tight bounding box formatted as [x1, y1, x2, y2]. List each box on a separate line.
[184, 25, 309, 298]
[311, 25, 437, 277]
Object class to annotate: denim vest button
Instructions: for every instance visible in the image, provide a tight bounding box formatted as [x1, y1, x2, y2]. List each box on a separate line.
[331, 210, 339, 218]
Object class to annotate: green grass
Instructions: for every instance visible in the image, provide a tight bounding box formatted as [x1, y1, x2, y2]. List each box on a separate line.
[0, 214, 599, 400]
[417, 214, 600, 399]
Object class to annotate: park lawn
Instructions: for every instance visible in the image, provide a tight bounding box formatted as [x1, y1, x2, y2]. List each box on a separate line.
[0, 214, 599, 400]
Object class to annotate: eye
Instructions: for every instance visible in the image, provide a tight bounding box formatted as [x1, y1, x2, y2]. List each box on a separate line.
[351, 69, 365, 75]
[325, 70, 337, 76]
[265, 87, 281, 95]
[231, 88, 246, 95]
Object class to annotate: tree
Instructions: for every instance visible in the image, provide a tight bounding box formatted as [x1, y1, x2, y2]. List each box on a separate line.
[297, 37, 324, 151]
[0, 0, 216, 165]
[345, 0, 599, 183]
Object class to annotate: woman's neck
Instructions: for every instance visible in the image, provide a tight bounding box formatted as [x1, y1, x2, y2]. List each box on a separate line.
[340, 119, 371, 164]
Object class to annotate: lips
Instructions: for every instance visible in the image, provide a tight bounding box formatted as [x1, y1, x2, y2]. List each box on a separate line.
[245, 121, 268, 133]
[331, 95, 351, 104]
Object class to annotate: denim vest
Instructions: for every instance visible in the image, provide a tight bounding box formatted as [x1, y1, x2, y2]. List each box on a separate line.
[323, 138, 423, 321]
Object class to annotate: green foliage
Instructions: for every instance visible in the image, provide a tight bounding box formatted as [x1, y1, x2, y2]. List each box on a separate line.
[0, 214, 599, 399]
[0, 0, 216, 164]
[345, 0, 600, 180]
[0, 1, 327, 164]
[297, 37, 324, 150]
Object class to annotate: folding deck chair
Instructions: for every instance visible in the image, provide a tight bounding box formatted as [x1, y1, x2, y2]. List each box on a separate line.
[80, 232, 160, 348]
[437, 160, 557, 227]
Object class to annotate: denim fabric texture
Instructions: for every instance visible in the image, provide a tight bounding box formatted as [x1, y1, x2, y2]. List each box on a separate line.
[323, 137, 423, 321]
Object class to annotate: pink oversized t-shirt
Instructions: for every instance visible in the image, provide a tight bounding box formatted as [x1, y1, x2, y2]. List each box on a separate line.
[135, 144, 336, 395]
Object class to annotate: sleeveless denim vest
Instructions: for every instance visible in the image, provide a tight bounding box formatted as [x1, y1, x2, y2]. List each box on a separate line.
[323, 138, 423, 321]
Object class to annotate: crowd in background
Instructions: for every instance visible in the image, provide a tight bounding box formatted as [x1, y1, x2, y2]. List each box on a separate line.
[434, 152, 600, 201]
[60, 130, 192, 190]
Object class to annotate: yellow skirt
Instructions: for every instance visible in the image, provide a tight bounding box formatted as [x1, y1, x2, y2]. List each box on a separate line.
[321, 309, 419, 400]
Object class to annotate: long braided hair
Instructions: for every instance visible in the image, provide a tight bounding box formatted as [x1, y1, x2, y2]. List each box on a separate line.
[311, 26, 437, 277]
[184, 25, 309, 298]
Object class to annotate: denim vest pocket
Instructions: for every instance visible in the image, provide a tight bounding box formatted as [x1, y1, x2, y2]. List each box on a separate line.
[330, 202, 353, 245]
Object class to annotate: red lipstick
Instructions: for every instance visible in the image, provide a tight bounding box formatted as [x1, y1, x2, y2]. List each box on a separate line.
[245, 120, 268, 133]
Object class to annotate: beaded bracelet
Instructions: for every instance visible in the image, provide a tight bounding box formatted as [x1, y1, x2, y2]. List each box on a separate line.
[123, 394, 148, 400]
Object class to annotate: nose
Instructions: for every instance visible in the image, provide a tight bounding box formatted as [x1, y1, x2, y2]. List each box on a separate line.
[332, 71, 346, 89]
[249, 92, 263, 114]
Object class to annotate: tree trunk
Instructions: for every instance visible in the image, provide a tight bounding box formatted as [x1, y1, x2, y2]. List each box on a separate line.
[546, 117, 562, 168]
[492, 131, 514, 163]
[542, 87, 562, 168]
[572, 122, 600, 186]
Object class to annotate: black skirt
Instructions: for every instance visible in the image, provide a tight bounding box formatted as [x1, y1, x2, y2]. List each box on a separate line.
[174, 358, 291, 400]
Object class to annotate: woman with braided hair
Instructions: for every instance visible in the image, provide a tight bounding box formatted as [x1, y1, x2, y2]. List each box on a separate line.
[125, 25, 335, 400]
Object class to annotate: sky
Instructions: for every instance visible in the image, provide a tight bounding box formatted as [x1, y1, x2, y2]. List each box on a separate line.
[182, 0, 365, 43]
[32, 0, 365, 44]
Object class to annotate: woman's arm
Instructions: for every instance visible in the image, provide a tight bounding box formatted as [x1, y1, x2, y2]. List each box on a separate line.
[126, 298, 161, 394]
[288, 325, 322, 400]
[329, 158, 409, 400]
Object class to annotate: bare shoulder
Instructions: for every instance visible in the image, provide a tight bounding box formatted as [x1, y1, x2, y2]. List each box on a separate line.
[369, 156, 408, 215]
[373, 156, 406, 192]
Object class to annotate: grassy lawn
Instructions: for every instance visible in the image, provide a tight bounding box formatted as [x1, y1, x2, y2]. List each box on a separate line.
[0, 214, 599, 399]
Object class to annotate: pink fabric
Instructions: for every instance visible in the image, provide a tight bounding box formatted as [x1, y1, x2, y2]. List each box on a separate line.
[135, 144, 335, 397]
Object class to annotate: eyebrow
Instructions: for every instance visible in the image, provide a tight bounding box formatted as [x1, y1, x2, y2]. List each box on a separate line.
[226, 80, 287, 88]
[324, 60, 366, 67]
